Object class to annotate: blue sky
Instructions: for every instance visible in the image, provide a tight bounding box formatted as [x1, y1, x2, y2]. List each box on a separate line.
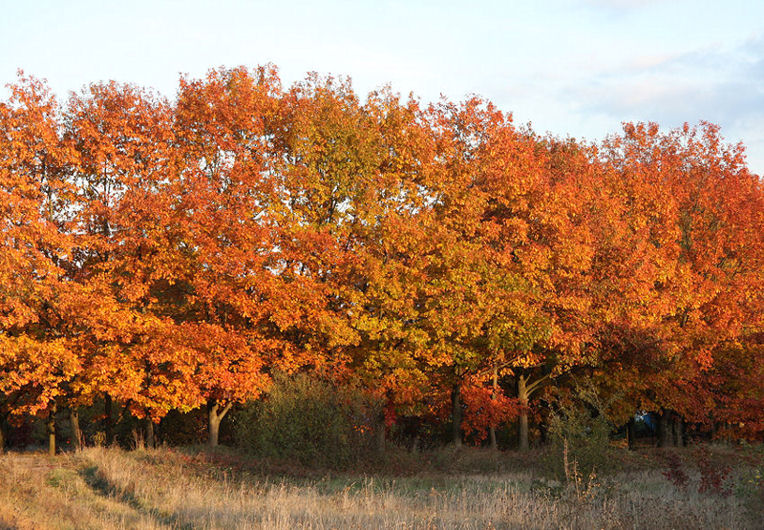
[2, 0, 763, 173]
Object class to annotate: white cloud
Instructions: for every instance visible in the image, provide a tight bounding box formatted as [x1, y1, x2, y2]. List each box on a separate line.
[561, 36, 764, 172]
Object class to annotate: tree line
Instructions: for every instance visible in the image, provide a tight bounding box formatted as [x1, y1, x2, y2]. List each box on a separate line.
[1, 66, 761, 455]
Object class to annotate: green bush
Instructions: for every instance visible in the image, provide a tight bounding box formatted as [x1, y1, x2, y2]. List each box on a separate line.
[235, 372, 381, 468]
[543, 388, 617, 481]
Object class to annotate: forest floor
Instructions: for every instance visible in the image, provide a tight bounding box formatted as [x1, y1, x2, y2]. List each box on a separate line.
[0, 444, 761, 529]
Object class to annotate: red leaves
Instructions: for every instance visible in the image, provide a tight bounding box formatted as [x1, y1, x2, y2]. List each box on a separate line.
[461, 382, 520, 443]
[0, 69, 760, 441]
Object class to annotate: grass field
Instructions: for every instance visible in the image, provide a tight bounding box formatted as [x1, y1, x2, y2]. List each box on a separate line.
[0, 445, 761, 529]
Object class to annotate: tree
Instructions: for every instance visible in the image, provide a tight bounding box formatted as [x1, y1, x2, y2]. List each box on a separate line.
[597, 122, 763, 434]
[0, 74, 78, 455]
[173, 67, 286, 445]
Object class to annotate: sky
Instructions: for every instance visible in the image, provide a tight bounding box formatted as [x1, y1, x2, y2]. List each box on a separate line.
[2, 0, 763, 173]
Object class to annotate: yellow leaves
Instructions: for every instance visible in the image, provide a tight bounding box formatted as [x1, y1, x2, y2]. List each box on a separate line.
[0, 335, 79, 414]
[1, 71, 760, 434]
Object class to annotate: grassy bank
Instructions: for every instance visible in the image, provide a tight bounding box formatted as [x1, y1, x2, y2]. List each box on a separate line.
[0, 445, 761, 529]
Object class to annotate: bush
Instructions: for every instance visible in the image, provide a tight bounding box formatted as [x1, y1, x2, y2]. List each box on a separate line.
[543, 387, 617, 481]
[235, 372, 381, 468]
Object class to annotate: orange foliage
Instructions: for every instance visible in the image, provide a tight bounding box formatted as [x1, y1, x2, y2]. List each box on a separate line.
[1, 67, 761, 445]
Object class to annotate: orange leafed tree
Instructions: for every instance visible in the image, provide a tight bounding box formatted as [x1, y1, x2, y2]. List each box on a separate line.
[0, 74, 80, 455]
[1, 66, 761, 452]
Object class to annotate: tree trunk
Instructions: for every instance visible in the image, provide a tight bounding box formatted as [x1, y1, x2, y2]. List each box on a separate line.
[627, 417, 636, 450]
[157, 416, 163, 447]
[657, 409, 671, 447]
[518, 375, 529, 451]
[208, 399, 232, 448]
[47, 403, 57, 456]
[70, 408, 82, 452]
[146, 419, 155, 449]
[375, 411, 386, 454]
[104, 393, 114, 445]
[0, 411, 6, 454]
[539, 420, 548, 446]
[489, 364, 498, 451]
[208, 406, 221, 448]
[671, 414, 684, 447]
[488, 426, 498, 450]
[451, 383, 462, 447]
[679, 419, 686, 447]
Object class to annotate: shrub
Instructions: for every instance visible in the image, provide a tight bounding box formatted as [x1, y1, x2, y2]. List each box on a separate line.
[543, 387, 617, 481]
[662, 451, 689, 490]
[235, 372, 381, 468]
[661, 444, 735, 497]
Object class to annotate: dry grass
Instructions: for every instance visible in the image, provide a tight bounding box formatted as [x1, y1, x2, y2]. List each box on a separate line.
[0, 445, 761, 529]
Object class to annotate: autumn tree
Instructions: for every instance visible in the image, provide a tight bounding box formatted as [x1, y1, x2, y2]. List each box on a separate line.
[2, 67, 760, 455]
[172, 66, 291, 445]
[596, 122, 763, 440]
[0, 74, 78, 455]
[62, 79, 197, 445]
[407, 99, 600, 449]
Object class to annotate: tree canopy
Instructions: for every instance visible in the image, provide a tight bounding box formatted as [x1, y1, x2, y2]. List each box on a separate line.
[1, 67, 761, 450]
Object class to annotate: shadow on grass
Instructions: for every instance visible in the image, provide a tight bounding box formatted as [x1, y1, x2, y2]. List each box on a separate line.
[77, 464, 194, 530]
